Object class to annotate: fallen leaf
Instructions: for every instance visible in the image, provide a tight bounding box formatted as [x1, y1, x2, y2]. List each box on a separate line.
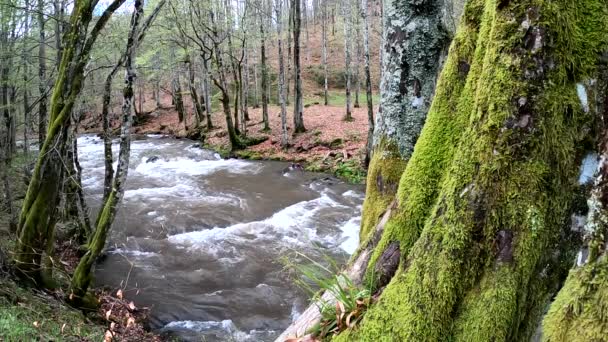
[116, 289, 123, 299]
[110, 322, 116, 331]
[104, 330, 113, 342]
[128, 301, 136, 311]
[126, 317, 136, 328]
[105, 309, 112, 321]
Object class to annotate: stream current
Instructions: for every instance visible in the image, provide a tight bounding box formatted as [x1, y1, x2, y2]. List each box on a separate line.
[77, 135, 364, 341]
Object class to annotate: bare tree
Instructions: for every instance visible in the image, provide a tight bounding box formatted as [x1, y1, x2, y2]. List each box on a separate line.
[275, 0, 288, 148]
[322, 0, 329, 105]
[15, 0, 129, 288]
[341, 0, 353, 121]
[259, 0, 270, 131]
[361, 0, 373, 166]
[37, 0, 47, 149]
[292, 0, 305, 133]
[70, 0, 166, 307]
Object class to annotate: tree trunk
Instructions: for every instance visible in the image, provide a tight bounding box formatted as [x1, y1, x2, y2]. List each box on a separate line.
[276, 0, 288, 149]
[333, 1, 608, 341]
[260, 4, 271, 132]
[14, 0, 127, 288]
[69, 0, 146, 308]
[286, 1, 292, 106]
[172, 72, 186, 125]
[187, 56, 205, 128]
[243, 47, 250, 121]
[362, 0, 373, 167]
[292, 0, 305, 133]
[37, 0, 47, 150]
[202, 58, 214, 129]
[353, 7, 361, 109]
[53, 0, 64, 67]
[341, 0, 353, 121]
[358, 0, 454, 241]
[22, 0, 31, 157]
[252, 51, 260, 109]
[322, 0, 329, 106]
[542, 65, 608, 341]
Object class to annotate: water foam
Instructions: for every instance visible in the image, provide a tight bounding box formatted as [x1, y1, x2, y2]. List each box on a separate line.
[134, 157, 260, 178]
[168, 193, 346, 252]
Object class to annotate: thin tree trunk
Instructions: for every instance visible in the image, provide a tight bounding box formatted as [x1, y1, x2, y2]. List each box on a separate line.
[243, 47, 250, 121]
[341, 0, 353, 121]
[37, 0, 47, 150]
[322, 0, 329, 106]
[260, 3, 270, 131]
[69, 0, 146, 307]
[22, 0, 31, 156]
[292, 0, 305, 133]
[362, 0, 373, 167]
[275, 0, 288, 148]
[286, 1, 292, 106]
[15, 0, 128, 287]
[187, 56, 204, 128]
[353, 5, 361, 109]
[202, 58, 214, 129]
[172, 72, 186, 126]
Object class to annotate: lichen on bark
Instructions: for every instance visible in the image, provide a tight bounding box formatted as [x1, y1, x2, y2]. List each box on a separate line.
[338, 0, 608, 340]
[359, 0, 462, 241]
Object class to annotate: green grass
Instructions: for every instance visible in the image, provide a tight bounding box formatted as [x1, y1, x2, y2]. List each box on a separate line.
[0, 277, 104, 341]
[304, 90, 380, 108]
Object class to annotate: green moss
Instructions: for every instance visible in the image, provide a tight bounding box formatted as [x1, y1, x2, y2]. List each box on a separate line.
[358, 142, 407, 241]
[0, 277, 103, 341]
[336, 0, 607, 340]
[542, 258, 608, 341]
[359, 0, 485, 284]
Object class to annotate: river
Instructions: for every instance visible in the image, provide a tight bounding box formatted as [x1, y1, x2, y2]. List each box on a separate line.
[76, 135, 364, 341]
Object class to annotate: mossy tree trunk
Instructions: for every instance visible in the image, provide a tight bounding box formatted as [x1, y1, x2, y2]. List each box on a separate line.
[69, 0, 146, 308]
[14, 0, 127, 288]
[337, 0, 608, 341]
[542, 64, 608, 341]
[358, 0, 458, 241]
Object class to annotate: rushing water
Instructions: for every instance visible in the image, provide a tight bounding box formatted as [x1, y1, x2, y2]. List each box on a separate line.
[77, 135, 364, 341]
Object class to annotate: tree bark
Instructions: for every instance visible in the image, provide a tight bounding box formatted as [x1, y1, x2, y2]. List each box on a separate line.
[334, 1, 608, 341]
[358, 0, 454, 240]
[276, 0, 288, 148]
[186, 56, 205, 129]
[322, 0, 329, 106]
[14, 0, 128, 288]
[260, 2, 270, 132]
[69, 0, 147, 308]
[341, 0, 353, 121]
[361, 0, 373, 167]
[292, 0, 305, 133]
[37, 0, 47, 151]
[542, 63, 608, 341]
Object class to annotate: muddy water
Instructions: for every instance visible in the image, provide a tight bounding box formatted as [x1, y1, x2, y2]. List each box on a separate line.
[77, 135, 364, 341]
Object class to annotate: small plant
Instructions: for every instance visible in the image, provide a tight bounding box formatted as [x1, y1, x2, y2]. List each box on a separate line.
[334, 160, 366, 184]
[283, 252, 372, 341]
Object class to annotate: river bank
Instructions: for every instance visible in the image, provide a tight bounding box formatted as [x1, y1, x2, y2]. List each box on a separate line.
[81, 102, 371, 184]
[0, 151, 164, 341]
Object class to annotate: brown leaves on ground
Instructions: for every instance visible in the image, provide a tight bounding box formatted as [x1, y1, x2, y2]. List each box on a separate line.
[97, 289, 162, 342]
